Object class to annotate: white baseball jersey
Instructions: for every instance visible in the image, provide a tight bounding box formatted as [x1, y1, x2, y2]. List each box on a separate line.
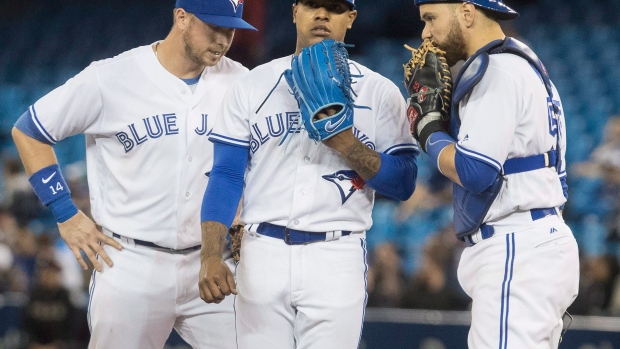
[456, 54, 567, 227]
[210, 56, 417, 232]
[29, 43, 248, 249]
[455, 51, 579, 349]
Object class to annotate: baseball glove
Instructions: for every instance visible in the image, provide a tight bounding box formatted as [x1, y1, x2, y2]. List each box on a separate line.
[284, 39, 355, 142]
[403, 39, 452, 152]
[229, 224, 244, 263]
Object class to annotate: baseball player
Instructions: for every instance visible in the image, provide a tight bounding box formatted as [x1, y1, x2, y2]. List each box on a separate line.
[11, 0, 256, 347]
[407, 1, 580, 348]
[196, 0, 419, 348]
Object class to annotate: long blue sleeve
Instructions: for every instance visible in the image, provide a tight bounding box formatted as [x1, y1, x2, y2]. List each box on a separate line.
[366, 150, 419, 201]
[201, 141, 249, 227]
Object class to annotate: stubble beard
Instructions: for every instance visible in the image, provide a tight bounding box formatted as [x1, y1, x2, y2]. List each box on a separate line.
[183, 30, 209, 67]
[436, 19, 468, 67]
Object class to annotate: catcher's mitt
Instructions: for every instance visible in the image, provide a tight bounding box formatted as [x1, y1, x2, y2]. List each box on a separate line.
[283, 39, 355, 142]
[403, 39, 452, 152]
[229, 224, 244, 263]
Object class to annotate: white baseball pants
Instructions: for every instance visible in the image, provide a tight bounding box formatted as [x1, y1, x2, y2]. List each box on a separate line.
[458, 215, 580, 349]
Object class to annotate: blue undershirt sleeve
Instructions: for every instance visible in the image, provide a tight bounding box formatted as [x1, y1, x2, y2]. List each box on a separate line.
[14, 109, 54, 145]
[454, 148, 500, 194]
[366, 149, 419, 201]
[201, 141, 248, 227]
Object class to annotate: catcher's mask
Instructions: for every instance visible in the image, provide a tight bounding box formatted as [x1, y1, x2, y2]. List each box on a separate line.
[414, 0, 519, 20]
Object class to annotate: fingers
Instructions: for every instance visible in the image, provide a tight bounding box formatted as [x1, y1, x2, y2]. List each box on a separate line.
[199, 259, 237, 303]
[70, 247, 89, 270]
[227, 271, 238, 295]
[207, 280, 226, 304]
[99, 233, 123, 251]
[82, 245, 104, 272]
[91, 242, 115, 269]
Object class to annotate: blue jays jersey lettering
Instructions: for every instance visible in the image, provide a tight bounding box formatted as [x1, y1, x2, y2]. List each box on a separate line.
[248, 111, 375, 153]
[210, 56, 417, 232]
[24, 43, 248, 249]
[115, 113, 213, 152]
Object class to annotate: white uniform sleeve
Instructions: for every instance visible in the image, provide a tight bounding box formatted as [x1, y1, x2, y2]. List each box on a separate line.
[456, 65, 521, 171]
[374, 82, 417, 154]
[32, 62, 104, 142]
[209, 78, 251, 147]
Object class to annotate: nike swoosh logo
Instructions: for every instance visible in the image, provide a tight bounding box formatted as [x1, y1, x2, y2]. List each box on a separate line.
[324, 114, 347, 133]
[42, 172, 57, 184]
[427, 139, 452, 147]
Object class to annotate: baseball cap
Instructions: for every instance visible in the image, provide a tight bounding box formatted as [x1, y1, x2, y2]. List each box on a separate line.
[414, 0, 519, 20]
[294, 0, 356, 10]
[175, 0, 257, 31]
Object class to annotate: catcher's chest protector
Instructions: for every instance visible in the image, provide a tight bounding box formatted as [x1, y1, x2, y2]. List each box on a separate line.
[451, 37, 562, 238]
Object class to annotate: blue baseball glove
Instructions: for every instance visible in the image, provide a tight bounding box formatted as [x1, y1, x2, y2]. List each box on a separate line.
[284, 39, 355, 142]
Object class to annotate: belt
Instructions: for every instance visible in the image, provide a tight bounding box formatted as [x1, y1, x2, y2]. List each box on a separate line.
[464, 207, 558, 247]
[256, 222, 354, 245]
[111, 233, 201, 254]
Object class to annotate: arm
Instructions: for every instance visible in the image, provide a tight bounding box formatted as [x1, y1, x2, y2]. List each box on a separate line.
[11, 126, 121, 272]
[424, 131, 500, 193]
[319, 108, 419, 201]
[323, 130, 380, 179]
[198, 141, 248, 303]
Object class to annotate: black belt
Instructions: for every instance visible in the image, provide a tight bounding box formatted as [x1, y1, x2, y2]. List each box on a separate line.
[112, 233, 201, 254]
[464, 207, 558, 246]
[256, 222, 353, 245]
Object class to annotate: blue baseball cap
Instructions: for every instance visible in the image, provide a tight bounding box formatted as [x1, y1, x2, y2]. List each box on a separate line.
[175, 0, 257, 30]
[414, 0, 518, 20]
[294, 0, 356, 10]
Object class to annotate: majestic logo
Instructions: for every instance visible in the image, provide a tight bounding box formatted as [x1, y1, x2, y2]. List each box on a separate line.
[229, 0, 243, 11]
[324, 113, 348, 133]
[550, 227, 558, 234]
[322, 170, 365, 205]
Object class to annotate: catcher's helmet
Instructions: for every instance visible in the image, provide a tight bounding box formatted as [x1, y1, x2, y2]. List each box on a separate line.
[414, 0, 518, 20]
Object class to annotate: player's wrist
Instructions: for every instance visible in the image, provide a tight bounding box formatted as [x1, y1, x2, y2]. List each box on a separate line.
[416, 115, 449, 153]
[28, 164, 79, 223]
[48, 195, 79, 223]
[425, 131, 455, 170]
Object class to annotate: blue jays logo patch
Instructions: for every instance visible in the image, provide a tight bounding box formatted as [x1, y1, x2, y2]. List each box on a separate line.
[322, 170, 365, 205]
[229, 0, 243, 11]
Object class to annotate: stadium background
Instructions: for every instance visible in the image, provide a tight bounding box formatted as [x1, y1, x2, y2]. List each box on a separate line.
[0, 0, 619, 348]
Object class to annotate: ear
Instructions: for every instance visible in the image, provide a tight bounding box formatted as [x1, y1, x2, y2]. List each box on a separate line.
[292, 3, 298, 24]
[347, 10, 358, 29]
[460, 2, 475, 28]
[174, 8, 191, 30]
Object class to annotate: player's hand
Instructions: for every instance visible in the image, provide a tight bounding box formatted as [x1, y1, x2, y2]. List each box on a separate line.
[57, 210, 123, 272]
[316, 107, 356, 152]
[199, 255, 238, 304]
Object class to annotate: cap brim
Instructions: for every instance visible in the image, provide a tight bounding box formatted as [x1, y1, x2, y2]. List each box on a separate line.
[194, 13, 258, 31]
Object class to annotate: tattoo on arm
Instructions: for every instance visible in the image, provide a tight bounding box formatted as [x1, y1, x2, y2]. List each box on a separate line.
[200, 221, 229, 259]
[342, 140, 381, 180]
